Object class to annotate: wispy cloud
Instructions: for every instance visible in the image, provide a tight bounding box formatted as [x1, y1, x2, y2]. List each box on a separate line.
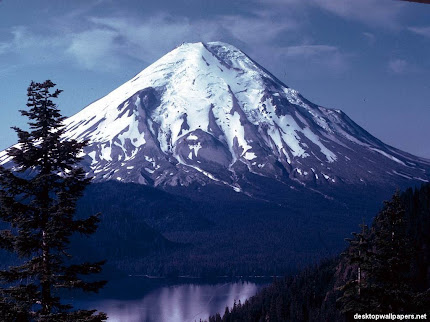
[0, 42, 11, 54]
[0, 26, 66, 64]
[66, 28, 120, 70]
[87, 15, 213, 65]
[408, 26, 430, 38]
[283, 45, 338, 57]
[0, 2, 350, 78]
[84, 12, 350, 78]
[362, 32, 376, 45]
[250, 0, 406, 29]
[310, 0, 405, 28]
[26, 11, 301, 72]
[277, 44, 349, 77]
[388, 59, 409, 74]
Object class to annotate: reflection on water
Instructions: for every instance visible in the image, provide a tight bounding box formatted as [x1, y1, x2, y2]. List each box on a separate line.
[82, 281, 263, 322]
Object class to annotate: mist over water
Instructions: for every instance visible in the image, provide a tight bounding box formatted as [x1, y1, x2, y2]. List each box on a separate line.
[78, 280, 264, 322]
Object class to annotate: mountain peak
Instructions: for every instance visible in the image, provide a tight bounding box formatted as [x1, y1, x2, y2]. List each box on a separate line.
[1, 42, 429, 194]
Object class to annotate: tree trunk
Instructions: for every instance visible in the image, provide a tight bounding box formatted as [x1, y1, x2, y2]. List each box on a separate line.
[41, 229, 50, 315]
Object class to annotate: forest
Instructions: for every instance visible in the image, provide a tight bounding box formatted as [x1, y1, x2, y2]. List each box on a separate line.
[208, 184, 430, 321]
[72, 179, 391, 278]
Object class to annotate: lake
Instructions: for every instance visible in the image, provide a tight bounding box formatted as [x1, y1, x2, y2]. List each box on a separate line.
[73, 277, 268, 322]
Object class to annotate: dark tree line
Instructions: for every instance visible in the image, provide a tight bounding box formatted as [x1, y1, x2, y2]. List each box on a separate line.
[0, 81, 106, 321]
[209, 184, 430, 321]
[337, 191, 428, 317]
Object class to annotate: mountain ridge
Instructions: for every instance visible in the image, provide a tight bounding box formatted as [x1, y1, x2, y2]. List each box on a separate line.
[1, 41, 429, 197]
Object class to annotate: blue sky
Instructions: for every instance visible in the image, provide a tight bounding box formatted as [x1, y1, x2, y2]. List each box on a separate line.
[0, 0, 429, 157]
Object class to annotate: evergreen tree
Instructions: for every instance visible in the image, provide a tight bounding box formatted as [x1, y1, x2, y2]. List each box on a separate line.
[0, 80, 107, 321]
[338, 191, 416, 315]
[337, 222, 375, 315]
[370, 191, 414, 312]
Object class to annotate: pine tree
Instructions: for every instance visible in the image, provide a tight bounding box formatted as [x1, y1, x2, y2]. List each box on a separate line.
[338, 191, 417, 316]
[0, 80, 107, 321]
[370, 191, 414, 312]
[337, 222, 374, 316]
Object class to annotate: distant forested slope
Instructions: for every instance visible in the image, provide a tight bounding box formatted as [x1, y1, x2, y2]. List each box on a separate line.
[210, 184, 430, 321]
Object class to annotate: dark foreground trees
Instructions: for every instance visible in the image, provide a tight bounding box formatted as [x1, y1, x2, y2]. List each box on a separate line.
[0, 81, 106, 321]
[338, 191, 428, 318]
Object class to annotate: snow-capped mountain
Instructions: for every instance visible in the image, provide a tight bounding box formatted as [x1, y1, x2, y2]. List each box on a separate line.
[2, 42, 429, 193]
[1, 41, 429, 276]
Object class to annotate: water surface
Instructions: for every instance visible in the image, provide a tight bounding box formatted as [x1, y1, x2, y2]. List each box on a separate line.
[76, 278, 267, 322]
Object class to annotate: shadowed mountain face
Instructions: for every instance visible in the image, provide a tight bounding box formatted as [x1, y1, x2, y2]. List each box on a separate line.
[1, 42, 429, 276]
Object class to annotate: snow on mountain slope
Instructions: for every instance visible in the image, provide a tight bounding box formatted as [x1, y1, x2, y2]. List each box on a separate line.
[2, 42, 429, 193]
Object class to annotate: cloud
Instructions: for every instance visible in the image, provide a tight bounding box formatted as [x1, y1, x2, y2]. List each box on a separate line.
[362, 32, 376, 45]
[0, 3, 347, 79]
[388, 59, 408, 74]
[0, 26, 66, 64]
[408, 26, 430, 38]
[277, 44, 349, 77]
[0, 23, 131, 72]
[0, 12, 300, 73]
[87, 15, 208, 64]
[79, 12, 302, 71]
[283, 45, 338, 57]
[0, 42, 11, 54]
[249, 0, 405, 29]
[66, 28, 119, 70]
[310, 0, 405, 28]
[213, 14, 298, 46]
[83, 13, 350, 80]
[88, 10, 299, 54]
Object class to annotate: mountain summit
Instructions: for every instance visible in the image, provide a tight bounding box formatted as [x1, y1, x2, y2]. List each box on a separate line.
[3, 42, 429, 194]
